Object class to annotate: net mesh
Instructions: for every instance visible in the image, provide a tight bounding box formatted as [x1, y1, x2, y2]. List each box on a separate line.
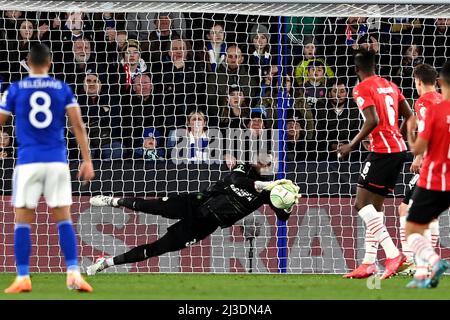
[0, 3, 450, 273]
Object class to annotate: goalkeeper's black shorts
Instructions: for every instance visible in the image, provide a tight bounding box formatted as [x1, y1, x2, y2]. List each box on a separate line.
[165, 214, 219, 250]
[157, 193, 220, 250]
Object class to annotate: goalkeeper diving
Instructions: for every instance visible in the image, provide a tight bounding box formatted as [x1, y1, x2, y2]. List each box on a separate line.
[87, 159, 300, 275]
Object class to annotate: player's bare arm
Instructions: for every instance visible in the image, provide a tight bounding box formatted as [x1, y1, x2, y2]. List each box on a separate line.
[407, 116, 428, 155]
[66, 105, 95, 183]
[398, 99, 414, 140]
[337, 106, 379, 158]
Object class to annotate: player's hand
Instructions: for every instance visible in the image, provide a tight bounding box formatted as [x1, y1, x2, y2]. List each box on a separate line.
[361, 140, 370, 151]
[263, 179, 291, 191]
[336, 143, 353, 159]
[78, 161, 95, 185]
[282, 179, 300, 195]
[410, 156, 422, 173]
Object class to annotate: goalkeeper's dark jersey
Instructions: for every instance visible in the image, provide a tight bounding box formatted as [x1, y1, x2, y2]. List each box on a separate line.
[198, 163, 290, 228]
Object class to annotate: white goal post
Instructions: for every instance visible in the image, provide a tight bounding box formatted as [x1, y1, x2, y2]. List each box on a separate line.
[0, 0, 449, 274]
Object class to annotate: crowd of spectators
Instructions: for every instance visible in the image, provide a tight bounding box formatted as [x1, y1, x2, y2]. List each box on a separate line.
[1, 11, 449, 164]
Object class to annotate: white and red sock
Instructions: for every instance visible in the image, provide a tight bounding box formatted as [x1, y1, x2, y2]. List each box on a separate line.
[407, 233, 440, 273]
[362, 228, 379, 264]
[399, 216, 413, 260]
[413, 254, 429, 280]
[429, 220, 439, 248]
[359, 205, 399, 259]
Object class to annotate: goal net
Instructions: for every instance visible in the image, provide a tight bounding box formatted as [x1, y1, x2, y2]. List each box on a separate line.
[0, 0, 449, 274]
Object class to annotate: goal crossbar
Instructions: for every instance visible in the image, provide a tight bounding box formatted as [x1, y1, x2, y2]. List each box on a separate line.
[1, 1, 450, 18]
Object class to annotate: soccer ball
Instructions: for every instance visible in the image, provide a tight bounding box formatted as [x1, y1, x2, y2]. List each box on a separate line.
[270, 184, 297, 210]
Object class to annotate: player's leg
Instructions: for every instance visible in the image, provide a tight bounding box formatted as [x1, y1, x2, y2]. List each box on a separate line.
[51, 207, 92, 292]
[399, 202, 414, 260]
[356, 187, 407, 279]
[46, 163, 92, 292]
[91, 194, 193, 220]
[343, 187, 388, 278]
[398, 174, 418, 262]
[344, 178, 382, 278]
[426, 219, 439, 248]
[87, 217, 219, 275]
[344, 152, 406, 279]
[405, 187, 450, 289]
[4, 208, 35, 294]
[5, 164, 43, 293]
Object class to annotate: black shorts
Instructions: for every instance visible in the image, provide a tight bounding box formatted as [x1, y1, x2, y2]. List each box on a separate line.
[122, 193, 220, 251]
[407, 186, 450, 224]
[357, 152, 407, 196]
[165, 214, 219, 250]
[402, 174, 420, 205]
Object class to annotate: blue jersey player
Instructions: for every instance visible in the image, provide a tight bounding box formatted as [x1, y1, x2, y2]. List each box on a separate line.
[0, 44, 95, 293]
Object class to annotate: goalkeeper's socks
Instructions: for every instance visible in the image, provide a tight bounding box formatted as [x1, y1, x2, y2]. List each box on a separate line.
[14, 223, 31, 277]
[359, 205, 399, 259]
[408, 233, 440, 268]
[111, 197, 120, 207]
[399, 216, 413, 259]
[57, 220, 79, 273]
[105, 257, 115, 267]
[362, 228, 378, 264]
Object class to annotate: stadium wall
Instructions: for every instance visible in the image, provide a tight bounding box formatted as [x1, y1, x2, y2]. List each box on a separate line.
[0, 159, 415, 197]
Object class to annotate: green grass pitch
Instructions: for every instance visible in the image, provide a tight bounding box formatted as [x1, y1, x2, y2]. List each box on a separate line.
[0, 273, 449, 300]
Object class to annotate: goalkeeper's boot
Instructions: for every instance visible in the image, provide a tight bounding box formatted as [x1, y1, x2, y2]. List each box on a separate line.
[67, 271, 93, 292]
[381, 253, 407, 279]
[4, 276, 32, 293]
[429, 259, 450, 288]
[343, 263, 378, 279]
[90, 195, 118, 207]
[86, 256, 108, 276]
[406, 277, 432, 289]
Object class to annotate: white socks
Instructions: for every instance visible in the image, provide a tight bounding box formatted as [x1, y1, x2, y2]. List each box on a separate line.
[112, 198, 120, 207]
[400, 216, 439, 261]
[67, 265, 81, 274]
[359, 205, 399, 260]
[399, 216, 413, 259]
[428, 220, 440, 248]
[408, 233, 440, 279]
[362, 227, 379, 264]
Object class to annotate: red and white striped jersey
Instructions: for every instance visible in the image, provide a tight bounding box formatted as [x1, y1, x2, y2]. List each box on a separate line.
[414, 91, 443, 121]
[417, 100, 450, 191]
[353, 75, 407, 153]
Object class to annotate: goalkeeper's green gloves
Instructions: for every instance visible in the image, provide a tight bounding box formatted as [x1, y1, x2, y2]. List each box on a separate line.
[279, 180, 301, 213]
[254, 179, 291, 192]
[254, 179, 301, 213]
